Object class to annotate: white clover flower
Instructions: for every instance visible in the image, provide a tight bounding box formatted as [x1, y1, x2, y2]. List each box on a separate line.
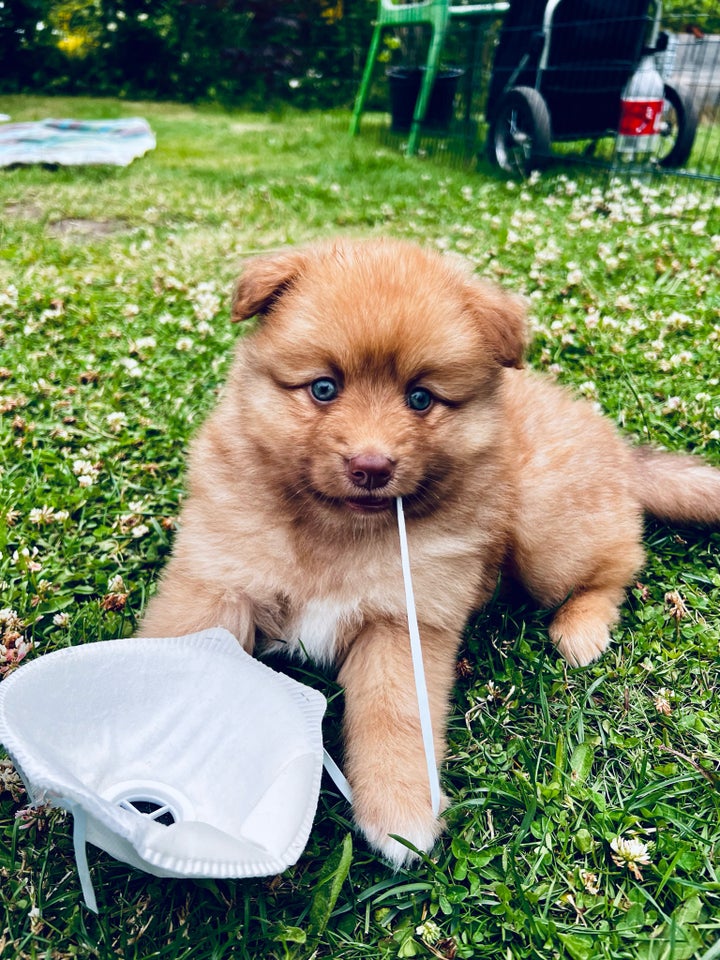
[666, 311, 692, 330]
[566, 268, 584, 286]
[53, 613, 70, 628]
[653, 687, 673, 715]
[665, 590, 688, 620]
[0, 634, 33, 675]
[40, 303, 64, 320]
[627, 317, 648, 334]
[77, 474, 95, 488]
[118, 513, 138, 534]
[120, 357, 142, 378]
[0, 284, 18, 308]
[176, 337, 193, 352]
[580, 869, 601, 895]
[415, 920, 442, 945]
[131, 524, 150, 538]
[29, 506, 56, 525]
[610, 835, 652, 879]
[12, 547, 42, 573]
[106, 411, 127, 433]
[0, 609, 23, 631]
[535, 241, 561, 264]
[108, 574, 127, 593]
[670, 351, 693, 368]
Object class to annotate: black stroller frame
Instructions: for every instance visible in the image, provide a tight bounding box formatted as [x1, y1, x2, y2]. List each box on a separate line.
[485, 0, 699, 175]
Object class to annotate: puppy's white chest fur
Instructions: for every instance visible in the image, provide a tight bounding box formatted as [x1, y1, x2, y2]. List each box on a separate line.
[282, 597, 363, 665]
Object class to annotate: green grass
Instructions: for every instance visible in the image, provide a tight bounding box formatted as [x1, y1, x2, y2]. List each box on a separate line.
[1, 95, 719, 959]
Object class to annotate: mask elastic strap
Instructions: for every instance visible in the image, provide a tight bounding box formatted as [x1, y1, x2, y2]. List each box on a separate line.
[322, 749, 353, 804]
[396, 497, 442, 817]
[70, 803, 98, 913]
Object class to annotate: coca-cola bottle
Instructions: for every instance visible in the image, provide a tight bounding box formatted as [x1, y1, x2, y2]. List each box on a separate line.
[616, 54, 665, 159]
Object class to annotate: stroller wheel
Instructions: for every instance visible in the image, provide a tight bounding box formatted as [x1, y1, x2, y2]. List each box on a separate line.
[657, 81, 698, 169]
[487, 86, 551, 176]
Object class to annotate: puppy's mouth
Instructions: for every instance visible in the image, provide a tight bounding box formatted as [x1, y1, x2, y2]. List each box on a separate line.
[343, 495, 394, 514]
[309, 487, 396, 515]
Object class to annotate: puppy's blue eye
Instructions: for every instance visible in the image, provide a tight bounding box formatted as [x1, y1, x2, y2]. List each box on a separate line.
[310, 378, 339, 403]
[407, 387, 433, 412]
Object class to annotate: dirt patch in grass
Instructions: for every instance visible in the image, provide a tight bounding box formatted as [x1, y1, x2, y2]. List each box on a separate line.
[229, 121, 274, 134]
[47, 217, 129, 237]
[5, 205, 131, 238]
[4, 201, 44, 220]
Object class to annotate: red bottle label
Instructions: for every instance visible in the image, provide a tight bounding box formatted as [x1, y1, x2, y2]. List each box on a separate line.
[618, 98, 664, 136]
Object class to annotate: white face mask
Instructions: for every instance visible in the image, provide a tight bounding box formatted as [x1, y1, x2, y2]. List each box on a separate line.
[0, 500, 438, 910]
[0, 628, 330, 911]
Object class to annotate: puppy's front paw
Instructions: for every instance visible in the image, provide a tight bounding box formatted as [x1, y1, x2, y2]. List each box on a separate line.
[548, 589, 622, 667]
[550, 614, 611, 666]
[353, 784, 446, 868]
[360, 811, 444, 869]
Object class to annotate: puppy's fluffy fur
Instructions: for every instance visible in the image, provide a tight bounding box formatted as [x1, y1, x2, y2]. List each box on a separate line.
[139, 238, 720, 866]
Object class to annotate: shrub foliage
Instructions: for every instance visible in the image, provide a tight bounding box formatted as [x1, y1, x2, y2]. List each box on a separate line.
[0, 0, 375, 107]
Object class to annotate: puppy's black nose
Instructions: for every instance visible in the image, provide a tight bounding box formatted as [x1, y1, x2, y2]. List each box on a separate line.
[347, 454, 395, 490]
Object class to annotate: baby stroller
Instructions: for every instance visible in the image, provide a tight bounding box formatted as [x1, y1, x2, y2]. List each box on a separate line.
[485, 0, 698, 174]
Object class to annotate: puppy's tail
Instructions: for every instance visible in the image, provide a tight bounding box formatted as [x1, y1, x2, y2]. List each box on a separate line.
[633, 446, 720, 526]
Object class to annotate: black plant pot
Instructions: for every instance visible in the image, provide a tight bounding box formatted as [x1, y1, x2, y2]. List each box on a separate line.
[387, 66, 464, 132]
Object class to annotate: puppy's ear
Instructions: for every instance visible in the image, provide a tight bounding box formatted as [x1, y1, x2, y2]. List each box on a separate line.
[231, 248, 310, 322]
[463, 278, 529, 369]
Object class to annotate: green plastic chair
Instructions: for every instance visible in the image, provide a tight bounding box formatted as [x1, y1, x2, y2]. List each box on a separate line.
[350, 0, 509, 155]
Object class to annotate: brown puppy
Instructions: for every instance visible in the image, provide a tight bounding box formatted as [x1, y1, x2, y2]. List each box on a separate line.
[139, 238, 720, 866]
